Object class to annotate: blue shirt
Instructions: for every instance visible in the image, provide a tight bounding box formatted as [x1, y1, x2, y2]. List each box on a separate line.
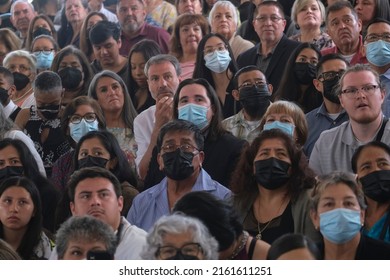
[304, 103, 349, 158]
[381, 69, 390, 118]
[363, 212, 390, 244]
[126, 169, 231, 231]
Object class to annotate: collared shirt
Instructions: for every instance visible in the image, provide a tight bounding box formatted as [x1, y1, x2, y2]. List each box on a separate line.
[222, 109, 261, 143]
[309, 119, 390, 175]
[127, 169, 231, 231]
[255, 37, 282, 73]
[2, 100, 18, 118]
[381, 68, 390, 118]
[321, 35, 367, 65]
[304, 103, 349, 157]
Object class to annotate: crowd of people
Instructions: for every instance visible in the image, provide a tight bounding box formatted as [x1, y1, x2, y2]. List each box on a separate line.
[1, 0, 390, 260]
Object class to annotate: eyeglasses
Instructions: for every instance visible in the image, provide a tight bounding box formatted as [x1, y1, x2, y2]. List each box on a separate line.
[365, 33, 390, 43]
[8, 64, 31, 72]
[318, 70, 345, 81]
[156, 243, 203, 260]
[33, 49, 54, 55]
[203, 44, 228, 55]
[254, 15, 283, 23]
[161, 143, 198, 153]
[69, 113, 97, 124]
[340, 84, 380, 98]
[238, 80, 267, 89]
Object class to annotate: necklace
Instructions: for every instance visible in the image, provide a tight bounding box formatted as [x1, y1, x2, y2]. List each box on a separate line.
[230, 231, 249, 259]
[12, 88, 33, 103]
[256, 219, 273, 240]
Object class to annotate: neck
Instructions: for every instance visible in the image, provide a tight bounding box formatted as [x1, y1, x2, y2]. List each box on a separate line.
[365, 199, 390, 229]
[323, 233, 360, 260]
[350, 114, 383, 142]
[180, 52, 196, 63]
[105, 112, 125, 128]
[260, 37, 281, 56]
[299, 27, 321, 42]
[13, 86, 33, 100]
[71, 21, 83, 34]
[337, 40, 360, 56]
[166, 172, 198, 209]
[323, 98, 343, 114]
[3, 227, 27, 251]
[123, 24, 143, 39]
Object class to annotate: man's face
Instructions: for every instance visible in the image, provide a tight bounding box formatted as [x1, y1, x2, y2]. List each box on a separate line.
[364, 22, 390, 64]
[147, 61, 180, 101]
[326, 7, 362, 50]
[117, 0, 146, 34]
[11, 2, 36, 34]
[339, 70, 384, 124]
[236, 70, 271, 98]
[314, 59, 347, 94]
[0, 74, 14, 105]
[92, 37, 121, 68]
[70, 177, 123, 231]
[252, 5, 286, 44]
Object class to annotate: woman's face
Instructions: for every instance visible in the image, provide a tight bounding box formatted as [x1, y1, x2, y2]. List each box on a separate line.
[32, 38, 55, 54]
[95, 76, 125, 113]
[58, 54, 83, 72]
[179, 22, 203, 55]
[295, 48, 319, 66]
[78, 137, 113, 169]
[177, 0, 202, 15]
[61, 239, 108, 260]
[211, 5, 236, 40]
[157, 231, 205, 260]
[68, 104, 97, 126]
[354, 0, 375, 26]
[87, 15, 104, 29]
[355, 146, 390, 178]
[65, 0, 87, 24]
[0, 186, 35, 231]
[254, 138, 291, 164]
[203, 36, 228, 58]
[130, 52, 148, 88]
[32, 18, 52, 35]
[0, 146, 23, 169]
[296, 0, 322, 30]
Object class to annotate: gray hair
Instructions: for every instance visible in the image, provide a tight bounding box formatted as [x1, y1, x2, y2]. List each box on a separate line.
[141, 213, 219, 260]
[291, 0, 326, 27]
[0, 103, 14, 139]
[209, 1, 238, 29]
[88, 70, 137, 130]
[3, 50, 37, 74]
[144, 54, 182, 77]
[56, 215, 117, 259]
[10, 0, 35, 15]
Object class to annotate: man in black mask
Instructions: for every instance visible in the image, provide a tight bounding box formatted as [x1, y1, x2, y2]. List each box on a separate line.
[304, 53, 349, 157]
[223, 65, 272, 143]
[0, 66, 20, 121]
[126, 119, 231, 231]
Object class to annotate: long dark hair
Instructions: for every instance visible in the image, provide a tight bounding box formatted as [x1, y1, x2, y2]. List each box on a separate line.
[0, 177, 43, 260]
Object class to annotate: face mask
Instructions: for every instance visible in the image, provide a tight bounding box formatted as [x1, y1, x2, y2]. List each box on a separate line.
[78, 156, 109, 169]
[59, 67, 83, 90]
[239, 84, 271, 119]
[263, 121, 295, 137]
[32, 27, 52, 38]
[162, 148, 195, 181]
[0, 166, 24, 180]
[13, 72, 30, 91]
[254, 157, 290, 190]
[0, 87, 9, 104]
[204, 50, 231, 73]
[319, 208, 362, 244]
[293, 62, 317, 85]
[166, 252, 199, 260]
[69, 119, 99, 143]
[359, 170, 390, 203]
[37, 104, 61, 120]
[322, 77, 340, 104]
[178, 103, 209, 130]
[365, 40, 390, 67]
[34, 51, 54, 70]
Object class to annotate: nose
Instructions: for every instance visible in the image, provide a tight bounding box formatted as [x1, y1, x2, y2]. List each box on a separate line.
[135, 67, 143, 77]
[10, 201, 19, 213]
[90, 193, 101, 206]
[101, 47, 108, 55]
[158, 77, 167, 88]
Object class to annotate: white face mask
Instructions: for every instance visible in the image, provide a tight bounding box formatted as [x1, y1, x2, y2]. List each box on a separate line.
[204, 50, 231, 73]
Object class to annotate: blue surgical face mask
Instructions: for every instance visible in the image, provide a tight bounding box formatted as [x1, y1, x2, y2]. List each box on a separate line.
[34, 51, 54, 70]
[204, 50, 231, 73]
[365, 40, 390, 67]
[69, 119, 99, 143]
[178, 103, 209, 130]
[319, 208, 362, 244]
[263, 121, 295, 137]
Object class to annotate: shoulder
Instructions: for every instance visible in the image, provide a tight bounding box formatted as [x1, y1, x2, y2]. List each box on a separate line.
[134, 106, 155, 123]
[317, 122, 349, 141]
[14, 108, 30, 129]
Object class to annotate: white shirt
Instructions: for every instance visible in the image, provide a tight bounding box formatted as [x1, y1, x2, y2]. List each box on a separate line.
[20, 93, 35, 109]
[99, 5, 118, 23]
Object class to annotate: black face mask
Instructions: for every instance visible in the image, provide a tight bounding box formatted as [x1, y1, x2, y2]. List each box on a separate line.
[33, 27, 52, 39]
[359, 170, 390, 203]
[0, 166, 25, 181]
[239, 84, 271, 119]
[59, 67, 83, 91]
[162, 149, 195, 181]
[254, 157, 290, 190]
[0, 87, 9, 104]
[293, 62, 317, 85]
[166, 252, 199, 260]
[322, 77, 341, 104]
[37, 104, 61, 120]
[78, 156, 109, 169]
[13, 72, 30, 91]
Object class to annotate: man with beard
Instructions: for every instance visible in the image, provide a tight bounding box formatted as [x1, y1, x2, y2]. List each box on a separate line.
[309, 64, 390, 175]
[10, 0, 36, 42]
[222, 66, 272, 143]
[116, 0, 170, 56]
[127, 119, 231, 231]
[321, 1, 366, 65]
[304, 54, 349, 158]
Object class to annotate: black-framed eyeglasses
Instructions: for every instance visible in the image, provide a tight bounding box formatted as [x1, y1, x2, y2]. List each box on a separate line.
[255, 15, 283, 23]
[33, 49, 54, 55]
[340, 84, 380, 98]
[318, 70, 345, 81]
[156, 243, 203, 260]
[161, 143, 198, 154]
[69, 113, 97, 124]
[365, 33, 390, 43]
[238, 80, 267, 90]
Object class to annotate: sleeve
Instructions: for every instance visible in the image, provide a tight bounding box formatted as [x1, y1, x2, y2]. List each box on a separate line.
[126, 197, 139, 227]
[309, 139, 322, 176]
[133, 115, 148, 169]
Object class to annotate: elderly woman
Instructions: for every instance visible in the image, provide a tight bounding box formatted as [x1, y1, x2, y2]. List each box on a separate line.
[142, 213, 219, 260]
[209, 1, 253, 60]
[289, 0, 333, 51]
[56, 215, 117, 260]
[310, 171, 390, 259]
[175, 0, 203, 15]
[170, 14, 209, 80]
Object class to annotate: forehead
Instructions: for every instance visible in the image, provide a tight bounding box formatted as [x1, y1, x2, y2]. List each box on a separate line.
[367, 22, 390, 34]
[205, 36, 224, 46]
[179, 83, 208, 97]
[257, 5, 283, 16]
[32, 38, 54, 48]
[97, 76, 120, 86]
[118, 0, 142, 7]
[61, 54, 81, 64]
[13, 2, 31, 12]
[214, 5, 234, 15]
[148, 61, 177, 76]
[327, 7, 355, 20]
[66, 0, 82, 7]
[342, 70, 377, 87]
[80, 137, 105, 149]
[258, 138, 287, 151]
[0, 145, 19, 157]
[34, 18, 50, 27]
[238, 70, 265, 83]
[8, 56, 30, 65]
[35, 90, 63, 101]
[88, 15, 104, 24]
[357, 146, 390, 164]
[298, 48, 318, 58]
[321, 59, 347, 72]
[75, 177, 115, 193]
[162, 130, 196, 143]
[0, 186, 31, 198]
[320, 183, 356, 199]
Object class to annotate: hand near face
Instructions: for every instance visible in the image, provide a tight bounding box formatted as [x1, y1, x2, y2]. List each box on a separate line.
[155, 96, 174, 129]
